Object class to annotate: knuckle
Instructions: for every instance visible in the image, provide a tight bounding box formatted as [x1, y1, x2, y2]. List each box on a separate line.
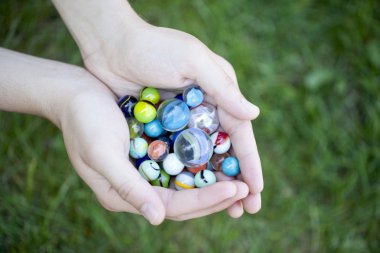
[220, 57, 237, 79]
[187, 36, 204, 52]
[225, 61, 236, 75]
[185, 37, 208, 62]
[117, 180, 136, 202]
[225, 119, 245, 136]
[164, 190, 175, 214]
[224, 77, 236, 91]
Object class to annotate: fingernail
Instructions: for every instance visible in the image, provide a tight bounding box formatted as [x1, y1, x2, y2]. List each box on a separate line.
[140, 203, 159, 225]
[241, 98, 260, 118]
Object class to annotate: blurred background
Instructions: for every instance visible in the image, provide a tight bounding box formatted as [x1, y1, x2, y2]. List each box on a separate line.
[1, 0, 379, 252]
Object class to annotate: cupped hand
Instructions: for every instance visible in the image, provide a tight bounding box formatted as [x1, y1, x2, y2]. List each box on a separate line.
[59, 71, 249, 225]
[81, 25, 264, 217]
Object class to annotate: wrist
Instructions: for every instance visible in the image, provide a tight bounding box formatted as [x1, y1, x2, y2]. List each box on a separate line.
[52, 0, 148, 57]
[0, 48, 113, 129]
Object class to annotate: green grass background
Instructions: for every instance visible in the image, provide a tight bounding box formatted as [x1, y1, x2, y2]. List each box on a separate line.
[1, 0, 379, 252]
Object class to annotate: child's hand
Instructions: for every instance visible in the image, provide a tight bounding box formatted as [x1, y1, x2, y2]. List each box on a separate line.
[53, 0, 263, 217]
[0, 48, 249, 225]
[85, 27, 263, 217]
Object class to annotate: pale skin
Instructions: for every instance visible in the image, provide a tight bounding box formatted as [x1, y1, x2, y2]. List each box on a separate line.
[52, 0, 263, 218]
[0, 49, 250, 224]
[1, 0, 263, 225]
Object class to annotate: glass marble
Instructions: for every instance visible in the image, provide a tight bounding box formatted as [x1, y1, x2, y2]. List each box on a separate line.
[157, 136, 173, 151]
[221, 157, 240, 177]
[210, 132, 231, 154]
[140, 87, 160, 105]
[162, 153, 184, 176]
[134, 101, 157, 123]
[139, 160, 160, 181]
[127, 117, 144, 139]
[175, 171, 195, 190]
[151, 169, 170, 188]
[169, 129, 185, 143]
[194, 170, 216, 188]
[148, 140, 169, 162]
[144, 119, 165, 138]
[183, 85, 204, 108]
[135, 154, 150, 168]
[157, 98, 190, 132]
[174, 128, 213, 167]
[188, 102, 219, 134]
[210, 153, 230, 171]
[186, 163, 207, 174]
[129, 137, 148, 159]
[118, 95, 137, 118]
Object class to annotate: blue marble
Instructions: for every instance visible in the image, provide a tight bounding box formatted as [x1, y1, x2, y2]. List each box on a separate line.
[144, 119, 166, 138]
[183, 86, 204, 108]
[221, 157, 240, 177]
[117, 95, 137, 118]
[157, 98, 190, 132]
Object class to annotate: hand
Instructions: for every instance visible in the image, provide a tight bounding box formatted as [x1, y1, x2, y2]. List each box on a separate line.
[0, 48, 249, 225]
[53, 0, 263, 217]
[82, 25, 263, 217]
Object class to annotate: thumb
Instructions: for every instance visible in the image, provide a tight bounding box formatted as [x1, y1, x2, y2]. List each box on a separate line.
[95, 151, 166, 225]
[190, 53, 259, 120]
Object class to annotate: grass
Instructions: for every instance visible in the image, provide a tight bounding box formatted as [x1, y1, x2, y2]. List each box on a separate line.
[1, 0, 379, 252]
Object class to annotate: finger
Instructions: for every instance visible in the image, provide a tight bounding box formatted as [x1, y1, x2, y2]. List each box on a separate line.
[75, 156, 250, 220]
[189, 52, 259, 120]
[156, 180, 248, 217]
[215, 172, 245, 218]
[227, 201, 244, 218]
[215, 171, 234, 181]
[169, 181, 249, 220]
[92, 176, 139, 213]
[90, 150, 166, 225]
[204, 93, 263, 195]
[67, 154, 140, 214]
[223, 118, 264, 194]
[208, 53, 264, 214]
[90, 174, 248, 220]
[209, 52, 238, 84]
[242, 193, 262, 214]
[156, 181, 236, 216]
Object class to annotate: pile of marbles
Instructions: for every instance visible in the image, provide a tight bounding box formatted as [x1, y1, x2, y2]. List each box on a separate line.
[118, 86, 240, 190]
